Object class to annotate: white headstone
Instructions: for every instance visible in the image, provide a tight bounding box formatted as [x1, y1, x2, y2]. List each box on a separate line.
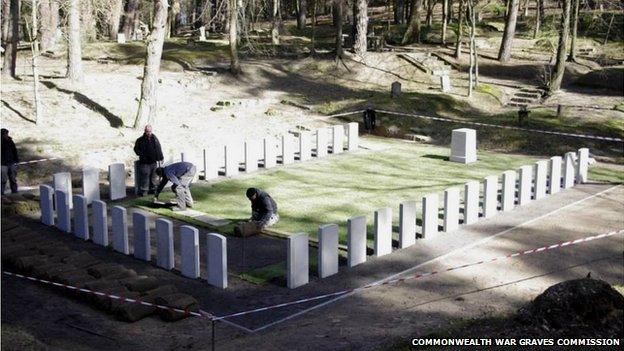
[347, 215, 367, 267]
[450, 128, 477, 164]
[263, 137, 277, 169]
[203, 146, 222, 180]
[534, 160, 548, 200]
[464, 181, 479, 225]
[440, 75, 452, 92]
[315, 128, 329, 158]
[133, 211, 151, 261]
[198, 26, 207, 41]
[53, 172, 73, 209]
[156, 218, 174, 270]
[347, 122, 359, 151]
[399, 201, 416, 248]
[287, 232, 309, 289]
[549, 156, 562, 194]
[501, 170, 516, 211]
[577, 148, 589, 183]
[112, 206, 129, 255]
[224, 144, 240, 177]
[92, 200, 108, 246]
[563, 152, 575, 189]
[82, 168, 100, 205]
[518, 165, 533, 205]
[483, 175, 498, 218]
[55, 190, 71, 233]
[207, 233, 228, 288]
[374, 207, 392, 257]
[180, 225, 200, 278]
[244, 140, 259, 173]
[298, 131, 312, 161]
[117, 32, 126, 44]
[39, 184, 55, 226]
[108, 163, 126, 200]
[331, 125, 344, 154]
[422, 194, 439, 238]
[318, 224, 339, 278]
[281, 135, 295, 165]
[443, 188, 460, 232]
[73, 195, 89, 240]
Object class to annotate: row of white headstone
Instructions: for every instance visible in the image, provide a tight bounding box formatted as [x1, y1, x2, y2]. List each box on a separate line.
[180, 122, 360, 180]
[286, 148, 590, 289]
[38, 186, 228, 289]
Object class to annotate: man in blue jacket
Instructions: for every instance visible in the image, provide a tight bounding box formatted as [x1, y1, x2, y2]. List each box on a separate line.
[154, 161, 196, 211]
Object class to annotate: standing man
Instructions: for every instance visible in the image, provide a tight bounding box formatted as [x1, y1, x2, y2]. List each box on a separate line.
[1, 128, 19, 195]
[154, 161, 196, 211]
[134, 125, 164, 196]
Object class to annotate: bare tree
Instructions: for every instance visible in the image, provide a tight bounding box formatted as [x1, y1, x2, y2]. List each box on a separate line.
[498, 0, 519, 63]
[353, 0, 367, 55]
[29, 0, 43, 123]
[1, 0, 10, 43]
[335, 0, 343, 58]
[454, 0, 464, 58]
[402, 0, 422, 44]
[39, 0, 58, 51]
[134, 0, 169, 129]
[272, 0, 280, 45]
[394, 0, 404, 24]
[229, 0, 241, 74]
[442, 0, 448, 44]
[533, 0, 541, 38]
[1, 0, 19, 79]
[310, 0, 317, 53]
[567, 0, 579, 61]
[121, 0, 139, 38]
[109, 0, 123, 40]
[67, 0, 83, 82]
[468, 0, 477, 96]
[548, 0, 571, 94]
[297, 0, 307, 29]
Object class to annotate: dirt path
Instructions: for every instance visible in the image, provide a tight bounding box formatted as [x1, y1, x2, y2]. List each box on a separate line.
[2, 183, 623, 350]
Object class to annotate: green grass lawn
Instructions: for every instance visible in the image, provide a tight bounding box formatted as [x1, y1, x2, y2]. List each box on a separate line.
[131, 137, 563, 243]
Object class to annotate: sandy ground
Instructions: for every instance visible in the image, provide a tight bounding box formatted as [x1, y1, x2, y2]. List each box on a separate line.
[2, 183, 622, 350]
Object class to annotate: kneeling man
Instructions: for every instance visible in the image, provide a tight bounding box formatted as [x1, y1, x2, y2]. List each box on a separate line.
[246, 187, 279, 229]
[154, 161, 196, 211]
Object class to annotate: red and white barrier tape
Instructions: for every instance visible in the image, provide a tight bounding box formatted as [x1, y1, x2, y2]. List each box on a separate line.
[16, 157, 63, 166]
[376, 109, 624, 142]
[4, 229, 622, 323]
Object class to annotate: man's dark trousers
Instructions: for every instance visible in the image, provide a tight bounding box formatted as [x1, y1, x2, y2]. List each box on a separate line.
[138, 163, 158, 195]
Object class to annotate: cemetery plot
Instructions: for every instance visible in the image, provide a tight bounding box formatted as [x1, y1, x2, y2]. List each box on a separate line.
[130, 136, 541, 244]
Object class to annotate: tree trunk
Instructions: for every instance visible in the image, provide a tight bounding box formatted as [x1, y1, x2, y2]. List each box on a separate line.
[310, 0, 316, 53]
[66, 0, 83, 82]
[133, 0, 168, 129]
[468, 0, 476, 96]
[548, 0, 570, 94]
[1, 0, 10, 44]
[297, 0, 307, 29]
[425, 0, 434, 27]
[442, 0, 448, 44]
[272, 0, 280, 45]
[335, 0, 343, 58]
[533, 0, 540, 38]
[402, 0, 422, 44]
[82, 0, 97, 42]
[228, 0, 241, 74]
[121, 0, 139, 38]
[109, 0, 123, 40]
[394, 0, 404, 24]
[454, 0, 464, 58]
[354, 0, 367, 55]
[567, 0, 579, 61]
[31, 0, 42, 123]
[1, 0, 18, 78]
[38, 0, 58, 51]
[498, 0, 519, 63]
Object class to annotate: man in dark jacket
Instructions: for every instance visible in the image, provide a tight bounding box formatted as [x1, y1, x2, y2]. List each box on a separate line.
[134, 125, 164, 196]
[246, 187, 279, 229]
[1, 128, 19, 194]
[154, 161, 196, 211]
